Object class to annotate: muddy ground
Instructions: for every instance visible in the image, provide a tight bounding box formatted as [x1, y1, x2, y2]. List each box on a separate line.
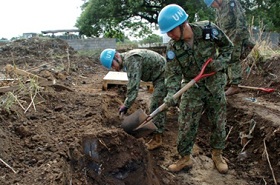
[0, 38, 279, 185]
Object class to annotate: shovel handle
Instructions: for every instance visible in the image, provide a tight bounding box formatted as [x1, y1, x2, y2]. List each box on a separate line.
[134, 58, 216, 131]
[194, 58, 216, 82]
[173, 58, 215, 100]
[259, 88, 275, 93]
[146, 58, 216, 121]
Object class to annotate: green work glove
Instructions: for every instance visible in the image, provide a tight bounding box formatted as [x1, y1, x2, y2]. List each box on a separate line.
[164, 95, 177, 107]
[208, 59, 225, 72]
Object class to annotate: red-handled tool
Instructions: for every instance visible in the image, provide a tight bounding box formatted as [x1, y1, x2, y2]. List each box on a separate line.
[238, 85, 275, 93]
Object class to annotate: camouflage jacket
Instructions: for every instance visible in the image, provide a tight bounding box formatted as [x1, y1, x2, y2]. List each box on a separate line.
[165, 21, 233, 97]
[120, 49, 166, 108]
[215, 0, 250, 43]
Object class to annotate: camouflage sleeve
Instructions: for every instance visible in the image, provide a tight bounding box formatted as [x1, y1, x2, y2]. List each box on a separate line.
[123, 56, 142, 108]
[210, 26, 234, 71]
[165, 46, 183, 100]
[229, 1, 250, 63]
[230, 0, 249, 42]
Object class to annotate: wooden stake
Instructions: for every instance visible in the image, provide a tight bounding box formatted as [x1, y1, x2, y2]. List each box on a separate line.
[263, 139, 277, 185]
[225, 126, 233, 141]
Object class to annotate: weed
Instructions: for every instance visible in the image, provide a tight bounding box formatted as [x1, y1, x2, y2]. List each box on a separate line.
[242, 17, 280, 78]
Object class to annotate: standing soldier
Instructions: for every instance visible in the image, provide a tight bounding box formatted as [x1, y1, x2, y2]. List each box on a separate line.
[100, 49, 167, 150]
[204, 0, 256, 95]
[158, 4, 233, 174]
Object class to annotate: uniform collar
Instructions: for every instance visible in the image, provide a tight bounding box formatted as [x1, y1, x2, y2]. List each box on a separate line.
[189, 23, 204, 40]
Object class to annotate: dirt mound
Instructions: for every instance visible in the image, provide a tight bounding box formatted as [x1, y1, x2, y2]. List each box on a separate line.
[0, 38, 279, 185]
[0, 38, 75, 62]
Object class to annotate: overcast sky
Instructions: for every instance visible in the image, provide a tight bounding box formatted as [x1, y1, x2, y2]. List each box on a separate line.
[0, 0, 84, 39]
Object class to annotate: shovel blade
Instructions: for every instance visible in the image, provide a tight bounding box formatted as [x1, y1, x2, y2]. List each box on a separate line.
[131, 120, 157, 138]
[121, 108, 157, 138]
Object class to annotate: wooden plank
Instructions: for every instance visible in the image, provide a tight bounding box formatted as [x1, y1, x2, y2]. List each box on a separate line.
[102, 71, 153, 91]
[103, 71, 128, 81]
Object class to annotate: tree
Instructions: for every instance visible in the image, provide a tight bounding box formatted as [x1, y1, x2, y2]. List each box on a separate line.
[75, 0, 280, 40]
[0, 37, 9, 41]
[241, 0, 280, 32]
[139, 34, 162, 45]
[76, 0, 213, 39]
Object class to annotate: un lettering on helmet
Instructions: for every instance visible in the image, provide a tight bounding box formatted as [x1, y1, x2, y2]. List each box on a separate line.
[172, 10, 185, 21]
[106, 50, 114, 59]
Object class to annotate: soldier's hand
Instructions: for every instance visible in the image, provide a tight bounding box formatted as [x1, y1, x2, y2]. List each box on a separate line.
[164, 95, 177, 107]
[119, 105, 128, 115]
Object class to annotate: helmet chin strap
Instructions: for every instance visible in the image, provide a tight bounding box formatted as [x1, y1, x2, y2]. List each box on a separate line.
[114, 54, 123, 69]
[179, 21, 187, 40]
[179, 22, 186, 40]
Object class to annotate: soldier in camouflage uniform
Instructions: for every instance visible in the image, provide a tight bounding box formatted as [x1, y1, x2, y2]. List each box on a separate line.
[204, 0, 256, 95]
[100, 48, 167, 150]
[158, 4, 233, 174]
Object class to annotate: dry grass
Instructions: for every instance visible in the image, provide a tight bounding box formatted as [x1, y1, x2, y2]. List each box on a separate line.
[0, 74, 44, 114]
[242, 17, 280, 78]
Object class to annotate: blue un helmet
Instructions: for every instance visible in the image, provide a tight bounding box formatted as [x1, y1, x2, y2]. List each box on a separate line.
[100, 48, 116, 69]
[204, 0, 214, 7]
[158, 4, 189, 34]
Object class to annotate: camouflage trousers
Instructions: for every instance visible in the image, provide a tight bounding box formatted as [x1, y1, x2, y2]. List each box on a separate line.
[176, 84, 227, 156]
[149, 74, 167, 134]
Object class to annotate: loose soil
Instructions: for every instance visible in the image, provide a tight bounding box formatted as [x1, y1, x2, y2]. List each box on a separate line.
[0, 38, 279, 185]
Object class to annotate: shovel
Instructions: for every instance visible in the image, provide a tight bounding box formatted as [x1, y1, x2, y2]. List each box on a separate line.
[121, 58, 216, 138]
[238, 85, 275, 93]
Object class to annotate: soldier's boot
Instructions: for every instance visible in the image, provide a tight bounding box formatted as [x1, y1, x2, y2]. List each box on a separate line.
[225, 85, 240, 96]
[212, 149, 228, 174]
[145, 133, 162, 150]
[168, 155, 193, 172]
